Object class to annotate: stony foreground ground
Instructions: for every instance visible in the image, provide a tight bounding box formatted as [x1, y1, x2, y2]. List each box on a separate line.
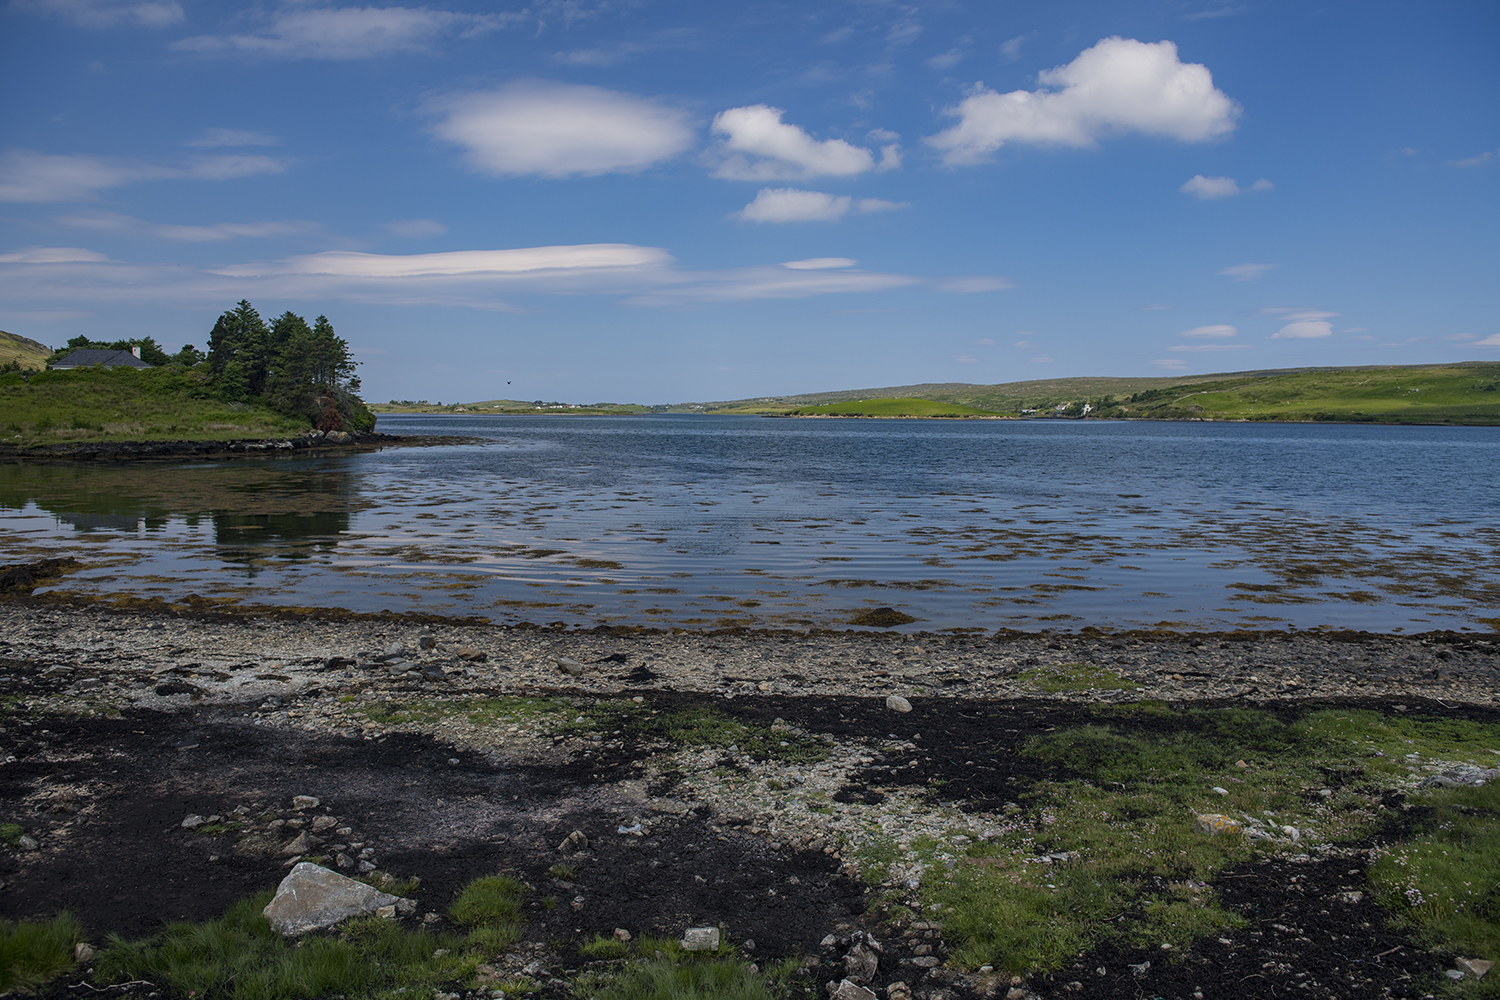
[0, 600, 1497, 1000]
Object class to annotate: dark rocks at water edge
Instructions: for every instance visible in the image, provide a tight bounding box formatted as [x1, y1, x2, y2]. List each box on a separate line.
[0, 557, 80, 595]
[0, 430, 402, 461]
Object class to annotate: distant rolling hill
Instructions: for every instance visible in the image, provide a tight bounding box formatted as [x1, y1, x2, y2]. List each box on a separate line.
[695, 362, 1500, 424]
[0, 330, 52, 370]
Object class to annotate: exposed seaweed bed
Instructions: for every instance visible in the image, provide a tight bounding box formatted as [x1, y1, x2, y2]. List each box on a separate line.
[1, 599, 1497, 1000]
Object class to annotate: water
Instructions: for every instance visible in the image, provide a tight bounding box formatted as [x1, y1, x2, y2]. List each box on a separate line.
[3, 415, 1497, 633]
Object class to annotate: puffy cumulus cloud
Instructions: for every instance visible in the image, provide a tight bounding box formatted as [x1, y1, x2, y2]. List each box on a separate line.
[1219, 262, 1274, 281]
[1473, 333, 1500, 347]
[710, 105, 900, 181]
[1180, 175, 1272, 199]
[12, 0, 181, 27]
[187, 129, 281, 148]
[926, 37, 1239, 165]
[0, 149, 288, 202]
[1180, 324, 1237, 338]
[733, 188, 908, 223]
[429, 82, 694, 178]
[173, 6, 519, 59]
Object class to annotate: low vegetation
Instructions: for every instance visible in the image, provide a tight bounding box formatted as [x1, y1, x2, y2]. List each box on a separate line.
[0, 331, 51, 372]
[783, 398, 1006, 418]
[1, 300, 373, 447]
[0, 912, 82, 993]
[913, 704, 1500, 979]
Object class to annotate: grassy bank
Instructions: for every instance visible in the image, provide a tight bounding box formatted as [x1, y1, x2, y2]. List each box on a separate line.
[0, 366, 310, 445]
[782, 398, 1008, 418]
[0, 331, 51, 372]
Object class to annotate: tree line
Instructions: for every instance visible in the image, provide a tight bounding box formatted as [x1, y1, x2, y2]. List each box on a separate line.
[43, 300, 373, 432]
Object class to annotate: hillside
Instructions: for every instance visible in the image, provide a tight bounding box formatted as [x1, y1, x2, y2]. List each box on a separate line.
[694, 362, 1500, 424]
[0, 330, 52, 371]
[782, 398, 1007, 417]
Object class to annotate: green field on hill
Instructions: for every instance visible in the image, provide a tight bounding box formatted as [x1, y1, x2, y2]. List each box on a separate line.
[783, 397, 1008, 417]
[0, 331, 52, 371]
[1111, 364, 1500, 424]
[0, 366, 309, 445]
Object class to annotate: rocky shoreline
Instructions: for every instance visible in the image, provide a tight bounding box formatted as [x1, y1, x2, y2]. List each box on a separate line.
[0, 430, 413, 462]
[2, 599, 1497, 1000]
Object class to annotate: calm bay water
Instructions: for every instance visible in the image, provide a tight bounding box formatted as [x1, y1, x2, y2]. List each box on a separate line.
[2, 415, 1497, 633]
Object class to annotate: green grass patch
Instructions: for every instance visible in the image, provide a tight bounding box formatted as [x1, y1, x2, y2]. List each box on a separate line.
[0, 366, 310, 445]
[0, 823, 25, 847]
[0, 912, 82, 994]
[1371, 783, 1500, 994]
[450, 874, 525, 951]
[1017, 661, 1140, 692]
[573, 955, 800, 1000]
[919, 705, 1500, 977]
[785, 398, 1007, 418]
[579, 934, 630, 959]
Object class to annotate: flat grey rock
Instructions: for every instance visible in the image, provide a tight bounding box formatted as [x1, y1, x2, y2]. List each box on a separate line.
[263, 862, 403, 936]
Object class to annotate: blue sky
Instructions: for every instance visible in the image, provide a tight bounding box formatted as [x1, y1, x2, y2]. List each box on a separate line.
[2, 0, 1496, 404]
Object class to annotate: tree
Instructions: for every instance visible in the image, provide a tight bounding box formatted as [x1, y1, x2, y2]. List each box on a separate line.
[207, 300, 271, 393]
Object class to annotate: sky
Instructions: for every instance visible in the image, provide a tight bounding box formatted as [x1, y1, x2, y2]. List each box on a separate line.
[1, 0, 1497, 405]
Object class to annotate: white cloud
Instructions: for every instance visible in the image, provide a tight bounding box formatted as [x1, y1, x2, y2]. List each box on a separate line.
[710, 105, 899, 180]
[1472, 333, 1500, 347]
[429, 82, 693, 178]
[0, 148, 287, 202]
[1271, 320, 1334, 339]
[1449, 148, 1498, 168]
[0, 241, 1007, 312]
[781, 258, 857, 270]
[385, 218, 448, 238]
[1180, 174, 1239, 199]
[926, 37, 1239, 165]
[1168, 343, 1250, 352]
[0, 247, 109, 263]
[954, 354, 978, 363]
[1180, 175, 1272, 198]
[1180, 324, 1237, 338]
[1029, 355, 1054, 363]
[12, 0, 181, 27]
[999, 35, 1027, 61]
[1140, 303, 1172, 311]
[173, 6, 518, 60]
[733, 188, 909, 223]
[187, 128, 280, 148]
[1152, 358, 1189, 370]
[927, 48, 966, 70]
[1219, 262, 1275, 281]
[1258, 307, 1338, 321]
[59, 210, 318, 241]
[974, 337, 995, 346]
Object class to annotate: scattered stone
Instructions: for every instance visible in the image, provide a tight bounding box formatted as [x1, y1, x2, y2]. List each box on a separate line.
[558, 829, 589, 854]
[282, 830, 312, 855]
[16, 835, 38, 850]
[310, 815, 339, 832]
[454, 646, 487, 662]
[843, 932, 880, 983]
[262, 862, 403, 935]
[336, 852, 354, 869]
[828, 980, 878, 1000]
[292, 795, 320, 810]
[418, 635, 437, 650]
[556, 657, 586, 676]
[885, 695, 913, 714]
[1193, 813, 1242, 836]
[885, 983, 911, 1000]
[613, 928, 632, 942]
[1338, 891, 1364, 904]
[910, 957, 939, 968]
[180, 814, 208, 829]
[681, 927, 720, 951]
[375, 905, 396, 919]
[358, 860, 376, 872]
[1446, 970, 1467, 981]
[74, 942, 96, 963]
[1128, 961, 1151, 977]
[1211, 786, 1229, 796]
[1457, 958, 1494, 980]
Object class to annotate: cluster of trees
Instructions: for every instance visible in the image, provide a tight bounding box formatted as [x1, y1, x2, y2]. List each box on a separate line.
[46, 300, 373, 432]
